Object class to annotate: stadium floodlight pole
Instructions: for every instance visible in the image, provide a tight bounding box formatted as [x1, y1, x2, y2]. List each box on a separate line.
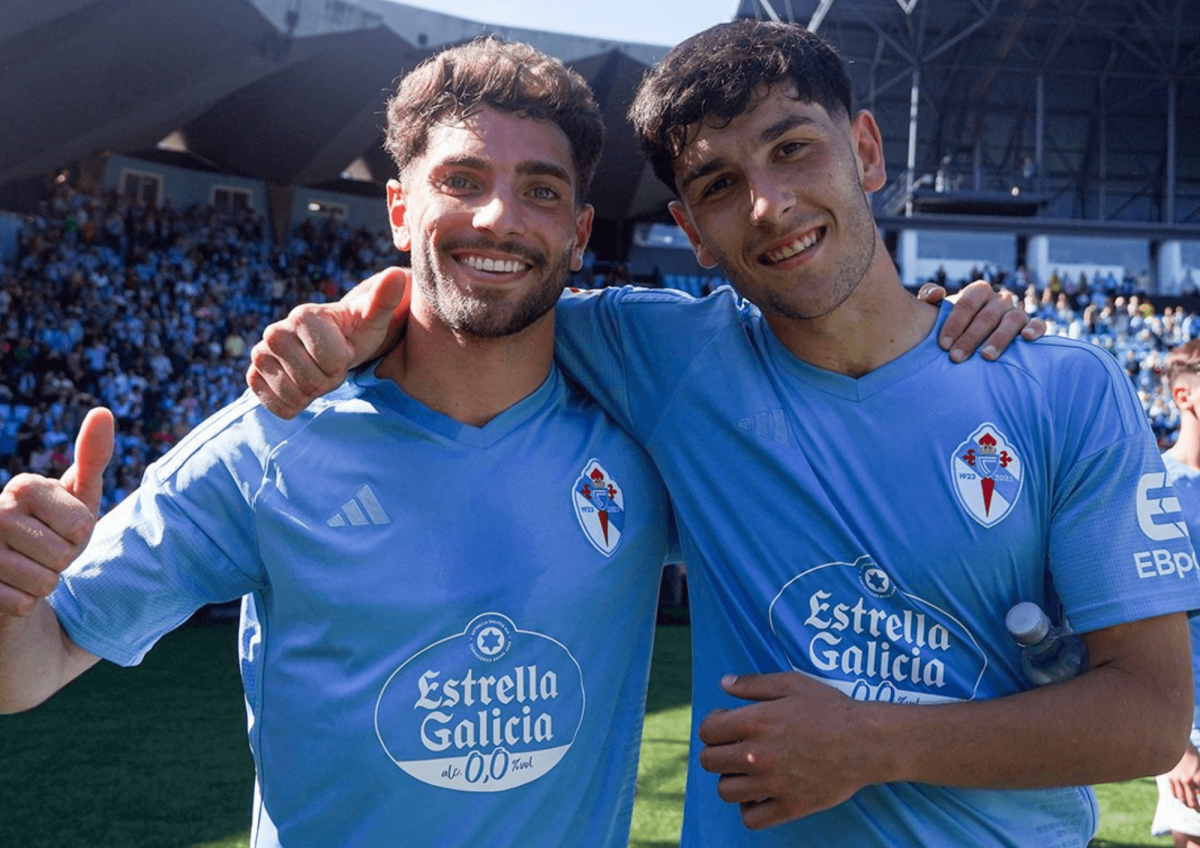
[1035, 73, 1045, 195]
[905, 64, 920, 218]
[754, 0, 782, 23]
[1167, 77, 1177, 224]
[807, 0, 835, 32]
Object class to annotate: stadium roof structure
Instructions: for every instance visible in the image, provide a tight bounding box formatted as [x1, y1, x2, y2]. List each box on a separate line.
[1, 0, 1197, 236]
[738, 0, 1200, 231]
[0, 0, 675, 227]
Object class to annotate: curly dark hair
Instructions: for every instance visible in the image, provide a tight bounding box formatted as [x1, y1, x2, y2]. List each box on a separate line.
[629, 20, 853, 195]
[384, 36, 605, 203]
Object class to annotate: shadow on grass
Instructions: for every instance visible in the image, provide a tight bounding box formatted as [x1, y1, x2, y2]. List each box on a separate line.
[0, 616, 254, 848]
[2, 619, 696, 847]
[646, 623, 691, 712]
[189, 833, 250, 848]
[631, 622, 692, 848]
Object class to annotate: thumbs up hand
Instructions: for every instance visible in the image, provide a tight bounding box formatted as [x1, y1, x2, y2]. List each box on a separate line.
[0, 409, 114, 617]
[248, 267, 411, 419]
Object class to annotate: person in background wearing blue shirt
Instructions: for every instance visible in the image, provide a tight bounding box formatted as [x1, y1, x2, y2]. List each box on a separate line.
[1154, 339, 1200, 848]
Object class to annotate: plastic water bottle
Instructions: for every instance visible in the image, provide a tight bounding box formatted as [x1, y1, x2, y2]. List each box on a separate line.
[1005, 601, 1088, 685]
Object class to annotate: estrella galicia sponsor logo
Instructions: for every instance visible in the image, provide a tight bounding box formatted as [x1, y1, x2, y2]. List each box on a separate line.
[768, 556, 988, 704]
[951, 423, 1023, 528]
[1133, 472, 1196, 580]
[374, 613, 585, 792]
[572, 459, 625, 557]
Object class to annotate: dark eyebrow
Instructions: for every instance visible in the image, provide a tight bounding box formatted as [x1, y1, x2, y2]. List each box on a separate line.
[679, 158, 729, 196]
[441, 155, 571, 182]
[679, 114, 820, 195]
[516, 160, 574, 186]
[760, 114, 818, 144]
[439, 154, 489, 172]
[438, 156, 572, 187]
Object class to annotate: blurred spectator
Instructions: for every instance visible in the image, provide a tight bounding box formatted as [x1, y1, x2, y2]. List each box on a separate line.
[0, 182, 391, 512]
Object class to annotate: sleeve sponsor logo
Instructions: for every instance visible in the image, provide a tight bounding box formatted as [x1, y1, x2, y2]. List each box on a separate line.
[1136, 472, 1188, 541]
[1133, 472, 1196, 580]
[768, 556, 988, 704]
[374, 613, 585, 792]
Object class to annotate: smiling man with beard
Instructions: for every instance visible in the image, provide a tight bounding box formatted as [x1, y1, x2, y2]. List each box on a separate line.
[0, 38, 676, 848]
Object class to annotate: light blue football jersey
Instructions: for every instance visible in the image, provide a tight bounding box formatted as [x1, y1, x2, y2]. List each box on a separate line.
[49, 365, 673, 848]
[555, 287, 1200, 848]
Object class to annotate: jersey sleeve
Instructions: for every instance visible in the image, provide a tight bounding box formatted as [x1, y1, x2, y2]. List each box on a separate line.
[1050, 432, 1198, 629]
[47, 395, 280, 666]
[1039, 340, 1200, 630]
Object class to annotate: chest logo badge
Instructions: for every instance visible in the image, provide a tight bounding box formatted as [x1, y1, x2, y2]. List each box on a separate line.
[952, 423, 1024, 527]
[572, 459, 625, 557]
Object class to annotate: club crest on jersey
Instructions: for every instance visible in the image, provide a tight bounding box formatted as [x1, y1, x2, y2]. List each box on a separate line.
[572, 459, 625, 557]
[951, 423, 1023, 528]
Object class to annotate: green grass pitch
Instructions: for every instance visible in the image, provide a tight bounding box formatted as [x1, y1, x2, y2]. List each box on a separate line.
[0, 618, 1172, 847]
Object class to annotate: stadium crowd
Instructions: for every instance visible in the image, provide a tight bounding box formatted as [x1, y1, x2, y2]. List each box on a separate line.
[1, 184, 1198, 512]
[0, 183, 392, 511]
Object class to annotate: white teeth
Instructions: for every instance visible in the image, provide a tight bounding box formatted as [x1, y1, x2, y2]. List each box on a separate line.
[462, 255, 526, 273]
[766, 230, 820, 264]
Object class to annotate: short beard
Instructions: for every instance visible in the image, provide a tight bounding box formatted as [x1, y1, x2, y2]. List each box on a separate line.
[416, 238, 573, 339]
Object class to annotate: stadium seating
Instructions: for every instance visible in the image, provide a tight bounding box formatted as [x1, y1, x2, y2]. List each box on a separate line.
[2, 184, 1196, 510]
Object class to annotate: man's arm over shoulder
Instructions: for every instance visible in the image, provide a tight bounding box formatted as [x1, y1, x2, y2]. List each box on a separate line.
[244, 275, 1040, 418]
[931, 280, 1045, 362]
[249, 268, 409, 419]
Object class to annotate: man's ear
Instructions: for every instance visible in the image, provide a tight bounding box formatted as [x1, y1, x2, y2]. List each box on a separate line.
[669, 201, 718, 270]
[851, 110, 887, 195]
[569, 203, 596, 272]
[1173, 381, 1196, 415]
[386, 179, 412, 253]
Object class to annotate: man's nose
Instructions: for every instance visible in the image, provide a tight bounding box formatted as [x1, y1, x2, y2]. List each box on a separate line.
[748, 173, 795, 226]
[472, 189, 523, 236]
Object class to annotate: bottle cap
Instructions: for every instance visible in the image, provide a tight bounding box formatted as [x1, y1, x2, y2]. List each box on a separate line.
[1006, 601, 1051, 644]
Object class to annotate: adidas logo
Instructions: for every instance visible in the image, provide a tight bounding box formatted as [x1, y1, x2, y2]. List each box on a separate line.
[327, 485, 392, 527]
[737, 408, 788, 445]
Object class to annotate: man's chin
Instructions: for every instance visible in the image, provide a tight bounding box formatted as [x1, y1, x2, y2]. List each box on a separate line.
[445, 298, 556, 340]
